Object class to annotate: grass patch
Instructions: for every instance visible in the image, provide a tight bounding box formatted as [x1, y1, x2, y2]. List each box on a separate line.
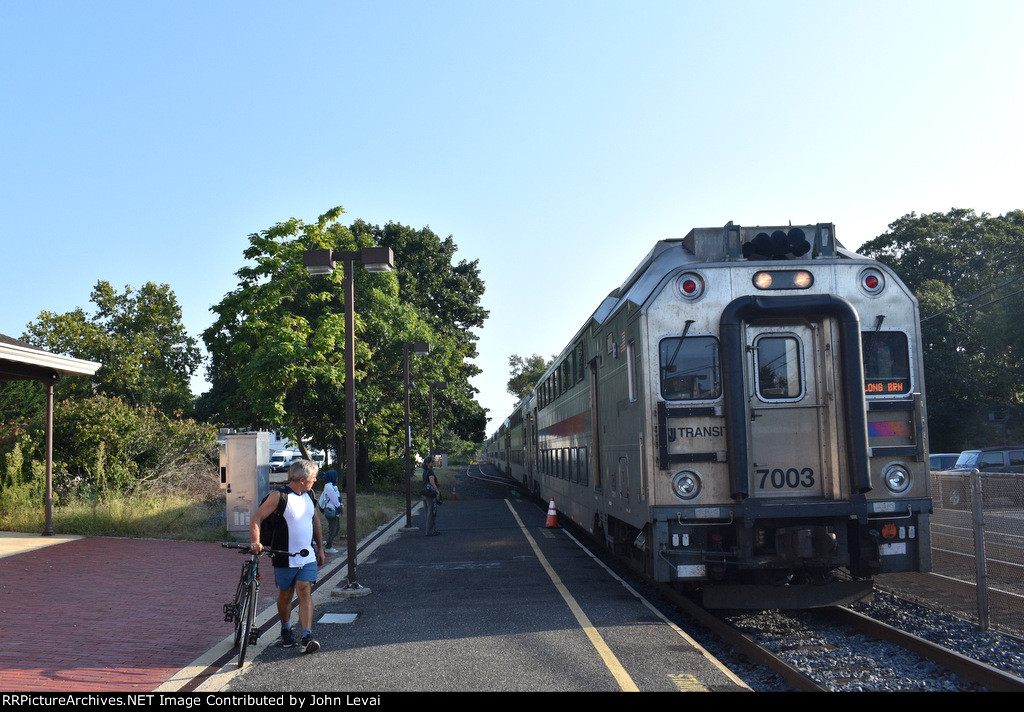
[0, 466, 465, 542]
[1, 486, 412, 543]
[324, 490, 407, 540]
[0, 488, 230, 541]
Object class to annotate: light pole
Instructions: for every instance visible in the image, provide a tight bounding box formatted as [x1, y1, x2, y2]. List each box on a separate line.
[429, 381, 447, 458]
[303, 246, 393, 598]
[401, 341, 430, 532]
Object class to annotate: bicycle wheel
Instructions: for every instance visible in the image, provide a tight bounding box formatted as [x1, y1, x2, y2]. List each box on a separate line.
[237, 578, 258, 666]
[232, 574, 249, 649]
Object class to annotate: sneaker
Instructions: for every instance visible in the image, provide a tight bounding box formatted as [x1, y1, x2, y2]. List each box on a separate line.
[324, 547, 338, 553]
[301, 635, 320, 655]
[281, 628, 297, 648]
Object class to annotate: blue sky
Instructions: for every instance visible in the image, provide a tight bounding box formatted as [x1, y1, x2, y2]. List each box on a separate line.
[2, 1, 1021, 436]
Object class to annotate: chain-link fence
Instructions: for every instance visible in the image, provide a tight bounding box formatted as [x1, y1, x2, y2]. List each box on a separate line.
[930, 470, 1024, 632]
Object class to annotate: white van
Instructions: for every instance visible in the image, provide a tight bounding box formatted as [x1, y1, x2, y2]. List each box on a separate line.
[269, 450, 298, 473]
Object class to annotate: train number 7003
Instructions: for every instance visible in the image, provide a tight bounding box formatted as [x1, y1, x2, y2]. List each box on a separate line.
[756, 467, 816, 489]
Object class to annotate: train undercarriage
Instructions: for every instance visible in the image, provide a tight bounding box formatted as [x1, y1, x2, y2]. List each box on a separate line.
[593, 501, 929, 609]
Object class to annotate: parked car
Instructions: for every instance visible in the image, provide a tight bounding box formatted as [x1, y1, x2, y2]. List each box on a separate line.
[950, 447, 1024, 473]
[929, 453, 960, 471]
[935, 446, 1024, 509]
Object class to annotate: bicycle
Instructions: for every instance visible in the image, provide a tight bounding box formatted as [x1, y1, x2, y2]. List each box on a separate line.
[221, 542, 309, 666]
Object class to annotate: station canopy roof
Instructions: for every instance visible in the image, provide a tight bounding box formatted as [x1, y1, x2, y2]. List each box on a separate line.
[0, 334, 100, 382]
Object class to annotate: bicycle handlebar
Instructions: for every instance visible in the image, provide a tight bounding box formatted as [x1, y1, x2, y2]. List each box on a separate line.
[221, 542, 310, 558]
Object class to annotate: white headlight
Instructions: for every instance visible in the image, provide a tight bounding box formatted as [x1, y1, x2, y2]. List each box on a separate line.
[671, 470, 702, 501]
[881, 463, 912, 494]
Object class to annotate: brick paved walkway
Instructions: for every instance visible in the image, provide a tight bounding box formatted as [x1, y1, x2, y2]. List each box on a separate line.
[0, 537, 262, 692]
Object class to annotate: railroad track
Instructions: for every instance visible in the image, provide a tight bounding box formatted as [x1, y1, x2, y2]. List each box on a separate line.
[465, 463, 522, 490]
[476, 465, 1024, 690]
[658, 584, 1024, 692]
[826, 605, 1024, 691]
[654, 582, 828, 691]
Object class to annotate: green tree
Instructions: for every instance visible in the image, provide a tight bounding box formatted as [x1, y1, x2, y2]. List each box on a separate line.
[507, 353, 552, 401]
[201, 207, 487, 473]
[23, 281, 201, 414]
[202, 207, 405, 461]
[859, 209, 1024, 450]
[349, 220, 489, 445]
[0, 380, 46, 426]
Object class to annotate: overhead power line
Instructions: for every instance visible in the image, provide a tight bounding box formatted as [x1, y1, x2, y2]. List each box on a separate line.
[920, 273, 1024, 323]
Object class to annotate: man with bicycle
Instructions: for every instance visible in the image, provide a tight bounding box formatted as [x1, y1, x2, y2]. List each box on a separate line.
[250, 458, 325, 654]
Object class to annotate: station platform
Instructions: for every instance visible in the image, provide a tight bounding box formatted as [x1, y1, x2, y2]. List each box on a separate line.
[166, 479, 750, 693]
[0, 475, 749, 694]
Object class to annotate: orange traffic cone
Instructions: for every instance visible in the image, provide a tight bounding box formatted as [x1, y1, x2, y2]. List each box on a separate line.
[545, 498, 558, 528]
[451, 484, 457, 501]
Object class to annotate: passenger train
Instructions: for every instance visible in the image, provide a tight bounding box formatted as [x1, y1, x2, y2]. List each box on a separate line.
[482, 222, 931, 608]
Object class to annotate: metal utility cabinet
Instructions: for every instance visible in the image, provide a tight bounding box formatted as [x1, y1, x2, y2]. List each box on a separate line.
[222, 431, 271, 537]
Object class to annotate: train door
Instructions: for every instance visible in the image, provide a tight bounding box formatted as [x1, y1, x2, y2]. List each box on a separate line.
[744, 321, 836, 500]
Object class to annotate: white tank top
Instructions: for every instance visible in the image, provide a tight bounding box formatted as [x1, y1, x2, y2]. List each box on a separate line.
[283, 489, 316, 568]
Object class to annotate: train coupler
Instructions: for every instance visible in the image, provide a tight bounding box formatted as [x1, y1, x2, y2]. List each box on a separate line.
[775, 525, 838, 562]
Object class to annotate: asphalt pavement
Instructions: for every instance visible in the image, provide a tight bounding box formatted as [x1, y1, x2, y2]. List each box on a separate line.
[0, 469, 749, 694]
[199, 471, 749, 693]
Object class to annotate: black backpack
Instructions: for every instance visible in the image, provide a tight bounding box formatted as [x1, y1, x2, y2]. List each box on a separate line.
[259, 485, 293, 567]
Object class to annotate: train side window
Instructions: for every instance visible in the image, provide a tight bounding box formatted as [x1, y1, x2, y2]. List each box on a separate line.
[659, 336, 721, 401]
[755, 336, 802, 400]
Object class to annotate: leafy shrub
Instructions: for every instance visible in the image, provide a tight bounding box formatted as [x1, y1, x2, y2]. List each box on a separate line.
[367, 457, 405, 490]
[0, 395, 219, 498]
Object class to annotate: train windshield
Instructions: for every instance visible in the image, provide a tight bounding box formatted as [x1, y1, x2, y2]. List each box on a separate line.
[659, 336, 720, 400]
[862, 331, 911, 395]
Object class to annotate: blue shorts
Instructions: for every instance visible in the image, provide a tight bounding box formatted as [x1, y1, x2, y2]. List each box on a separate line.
[274, 561, 318, 591]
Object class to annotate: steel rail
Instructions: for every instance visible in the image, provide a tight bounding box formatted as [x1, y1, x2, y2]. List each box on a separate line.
[830, 605, 1024, 692]
[655, 583, 827, 692]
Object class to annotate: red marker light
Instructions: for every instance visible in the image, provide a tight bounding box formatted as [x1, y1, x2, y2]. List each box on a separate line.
[859, 268, 885, 295]
[677, 273, 704, 300]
